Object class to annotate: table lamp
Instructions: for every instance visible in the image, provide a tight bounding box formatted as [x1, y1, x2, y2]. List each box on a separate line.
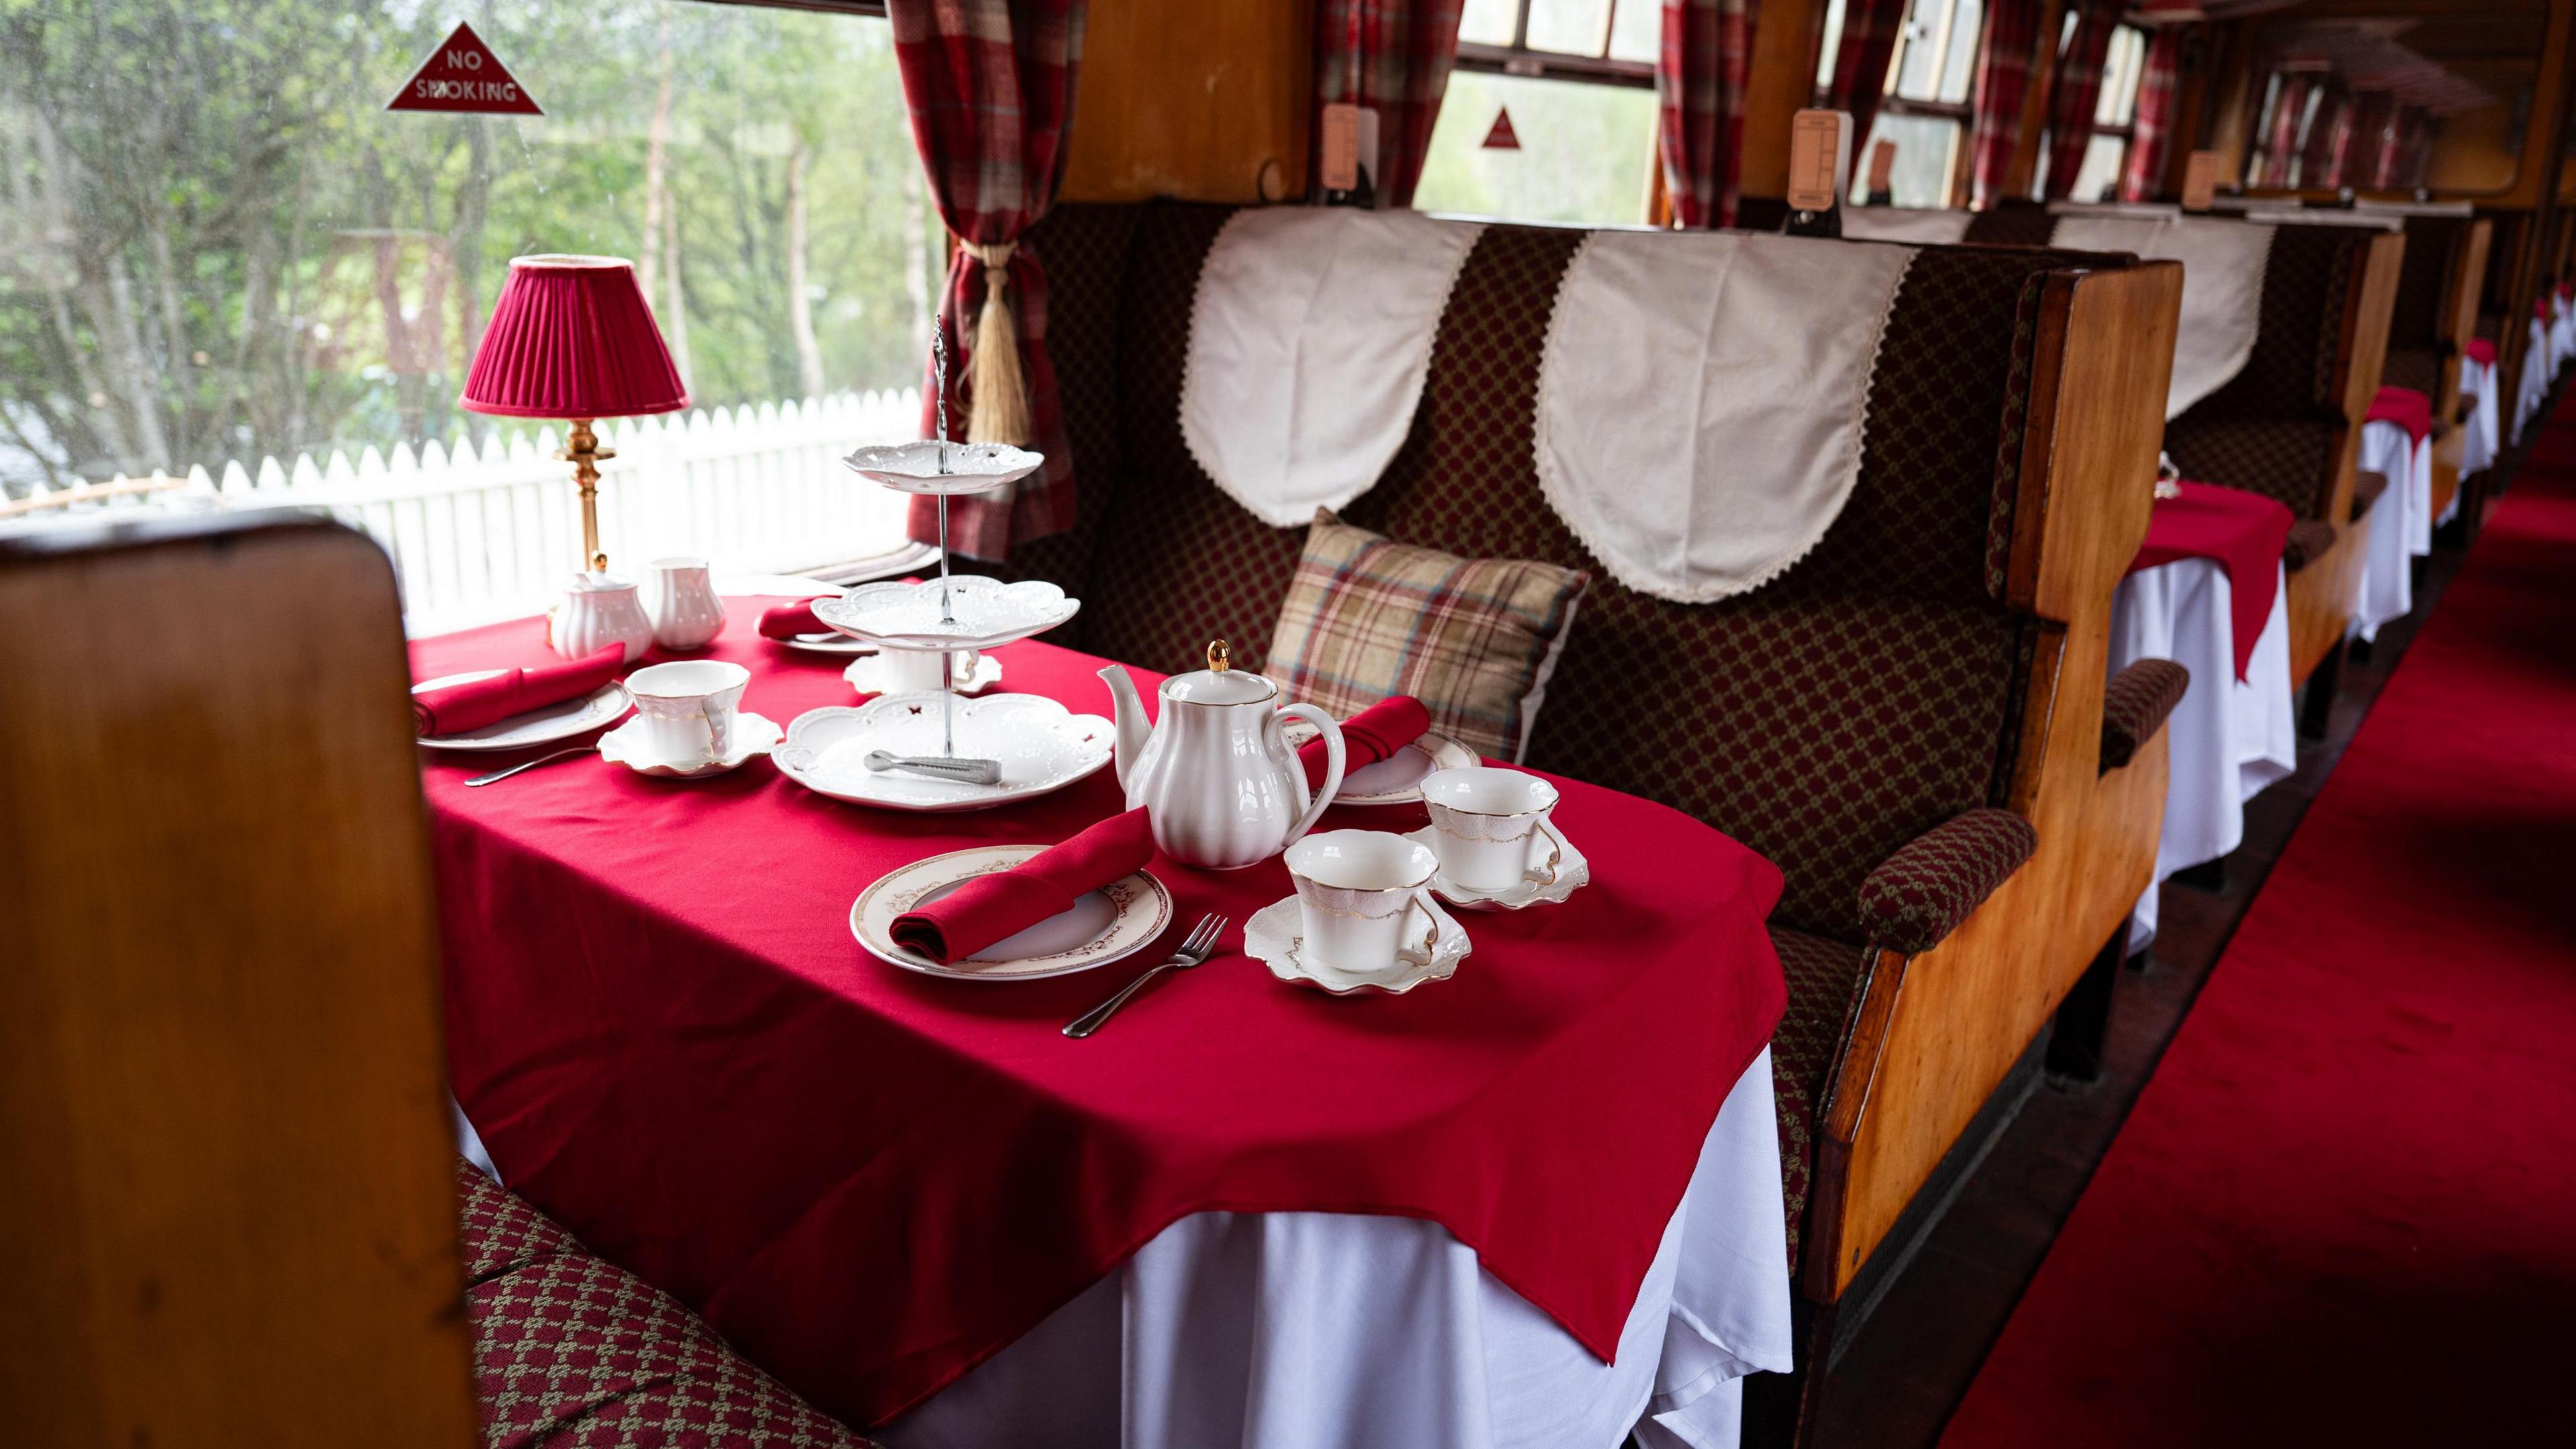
[461, 254, 688, 657]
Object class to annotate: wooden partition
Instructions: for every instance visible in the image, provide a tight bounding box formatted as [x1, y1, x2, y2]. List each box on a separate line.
[2287, 229, 2406, 689]
[0, 516, 477, 1447]
[2432, 219, 2496, 514]
[1809, 260, 2183, 1299]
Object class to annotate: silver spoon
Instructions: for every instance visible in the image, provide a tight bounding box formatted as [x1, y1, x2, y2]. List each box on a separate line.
[464, 745, 596, 786]
[863, 749, 1001, 786]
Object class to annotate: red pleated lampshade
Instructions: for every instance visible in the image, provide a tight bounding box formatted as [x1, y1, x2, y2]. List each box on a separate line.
[460, 255, 689, 419]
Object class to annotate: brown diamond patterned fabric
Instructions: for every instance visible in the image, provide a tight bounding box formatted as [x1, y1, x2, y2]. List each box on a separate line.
[1962, 201, 2060, 248]
[458, 1163, 873, 1449]
[2099, 657, 2190, 772]
[2282, 517, 2341, 572]
[2381, 346, 2441, 398]
[1853, 808, 2038, 955]
[2390, 216, 2463, 357]
[1769, 924, 1868, 1269]
[2163, 415, 2343, 519]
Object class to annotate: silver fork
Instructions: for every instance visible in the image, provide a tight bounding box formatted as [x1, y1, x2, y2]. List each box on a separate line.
[1063, 914, 1228, 1039]
[464, 745, 596, 786]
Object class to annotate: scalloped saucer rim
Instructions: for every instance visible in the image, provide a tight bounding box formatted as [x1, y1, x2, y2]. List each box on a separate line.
[597, 712, 782, 779]
[1405, 818, 1589, 910]
[1243, 897, 1468, 996]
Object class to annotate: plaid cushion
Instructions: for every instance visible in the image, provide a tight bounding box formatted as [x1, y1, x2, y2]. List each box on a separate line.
[1264, 510, 1589, 761]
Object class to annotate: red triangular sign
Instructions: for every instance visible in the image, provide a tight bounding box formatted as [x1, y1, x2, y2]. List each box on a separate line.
[387, 23, 543, 115]
[1482, 108, 1521, 151]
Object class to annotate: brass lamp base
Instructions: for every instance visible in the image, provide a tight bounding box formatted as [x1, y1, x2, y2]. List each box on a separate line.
[559, 419, 614, 574]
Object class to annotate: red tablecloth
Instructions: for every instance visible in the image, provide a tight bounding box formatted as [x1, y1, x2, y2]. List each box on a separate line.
[415, 599, 1787, 1428]
[2128, 482, 2295, 681]
[2367, 385, 2433, 445]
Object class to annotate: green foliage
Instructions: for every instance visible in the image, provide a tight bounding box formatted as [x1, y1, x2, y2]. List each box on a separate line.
[1412, 72, 1656, 227]
[0, 0, 938, 492]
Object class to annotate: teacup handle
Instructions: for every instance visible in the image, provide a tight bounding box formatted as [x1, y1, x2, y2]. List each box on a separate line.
[1277, 702, 1346, 847]
[1523, 820, 1563, 885]
[703, 703, 733, 762]
[949, 647, 983, 686]
[1404, 888, 1445, 963]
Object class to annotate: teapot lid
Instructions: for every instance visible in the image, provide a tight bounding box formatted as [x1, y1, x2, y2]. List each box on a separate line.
[1163, 640, 1279, 706]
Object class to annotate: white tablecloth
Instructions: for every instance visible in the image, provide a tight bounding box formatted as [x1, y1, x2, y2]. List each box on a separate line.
[881, 1051, 1795, 1449]
[2351, 421, 2427, 643]
[2459, 358, 2499, 481]
[2516, 318, 2553, 443]
[2110, 561, 2298, 949]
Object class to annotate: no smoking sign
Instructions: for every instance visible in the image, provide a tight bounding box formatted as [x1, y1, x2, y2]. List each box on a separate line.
[387, 22, 544, 116]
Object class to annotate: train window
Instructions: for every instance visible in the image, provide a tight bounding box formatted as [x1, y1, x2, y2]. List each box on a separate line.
[1825, 0, 1986, 207]
[2034, 21, 2150, 201]
[1426, 0, 1660, 224]
[2, 0, 928, 625]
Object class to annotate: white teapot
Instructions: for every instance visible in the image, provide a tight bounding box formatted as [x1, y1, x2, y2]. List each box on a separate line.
[1099, 641, 1347, 870]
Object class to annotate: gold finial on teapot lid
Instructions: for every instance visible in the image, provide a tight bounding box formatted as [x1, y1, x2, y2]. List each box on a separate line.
[1207, 639, 1232, 673]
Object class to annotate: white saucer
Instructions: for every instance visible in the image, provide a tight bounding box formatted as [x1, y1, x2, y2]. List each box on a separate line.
[1243, 896, 1468, 996]
[413, 672, 632, 751]
[597, 712, 782, 778]
[774, 693, 1115, 812]
[843, 652, 1002, 698]
[1405, 819, 1588, 910]
[850, 845, 1173, 981]
[1336, 734, 1481, 806]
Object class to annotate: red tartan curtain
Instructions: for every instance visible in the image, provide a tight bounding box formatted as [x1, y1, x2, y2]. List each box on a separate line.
[2042, 2, 2120, 200]
[2298, 76, 2349, 187]
[2118, 25, 2189, 202]
[1825, 0, 1909, 164]
[1966, 0, 2042, 208]
[2256, 73, 2312, 189]
[888, 0, 1087, 560]
[1313, 0, 1467, 209]
[1657, 0, 1755, 227]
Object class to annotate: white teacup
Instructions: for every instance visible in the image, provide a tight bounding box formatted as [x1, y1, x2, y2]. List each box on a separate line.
[624, 659, 749, 769]
[1419, 767, 1562, 892]
[873, 647, 983, 692]
[1283, 829, 1445, 976]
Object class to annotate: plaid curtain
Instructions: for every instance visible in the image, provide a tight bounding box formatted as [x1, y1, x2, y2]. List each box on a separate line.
[889, 0, 1087, 560]
[2255, 72, 2312, 189]
[2298, 76, 2348, 188]
[2042, 1, 2120, 200]
[1658, 0, 1755, 227]
[1313, 0, 1467, 208]
[1825, 0, 1909, 162]
[2118, 26, 2188, 202]
[1966, 0, 2042, 207]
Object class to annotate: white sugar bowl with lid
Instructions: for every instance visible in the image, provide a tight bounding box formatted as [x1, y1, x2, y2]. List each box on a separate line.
[1098, 640, 1348, 870]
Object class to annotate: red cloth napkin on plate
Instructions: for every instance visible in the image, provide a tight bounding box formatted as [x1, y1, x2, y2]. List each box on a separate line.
[2467, 337, 2498, 366]
[758, 598, 830, 639]
[2128, 481, 2296, 682]
[889, 809, 1156, 964]
[2367, 385, 2433, 445]
[1299, 695, 1433, 789]
[413, 645, 623, 738]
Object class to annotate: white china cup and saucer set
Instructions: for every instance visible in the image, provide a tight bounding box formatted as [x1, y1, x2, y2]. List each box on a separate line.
[598, 659, 782, 779]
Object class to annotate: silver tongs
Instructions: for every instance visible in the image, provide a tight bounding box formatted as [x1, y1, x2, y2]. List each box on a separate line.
[863, 750, 1001, 786]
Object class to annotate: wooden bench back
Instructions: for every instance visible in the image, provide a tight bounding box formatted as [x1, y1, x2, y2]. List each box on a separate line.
[0, 515, 476, 1446]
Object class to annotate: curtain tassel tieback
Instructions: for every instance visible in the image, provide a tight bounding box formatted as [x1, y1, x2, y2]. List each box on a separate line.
[963, 240, 1031, 447]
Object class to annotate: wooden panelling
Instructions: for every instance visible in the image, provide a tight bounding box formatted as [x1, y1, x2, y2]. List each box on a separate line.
[2440, 221, 2496, 426]
[2287, 227, 2405, 688]
[1061, 0, 1313, 203]
[2432, 424, 2468, 521]
[1818, 261, 2182, 1297]
[0, 517, 478, 1447]
[1740, 0, 1827, 202]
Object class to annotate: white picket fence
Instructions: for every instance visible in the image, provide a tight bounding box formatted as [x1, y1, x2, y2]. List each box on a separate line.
[4, 389, 928, 633]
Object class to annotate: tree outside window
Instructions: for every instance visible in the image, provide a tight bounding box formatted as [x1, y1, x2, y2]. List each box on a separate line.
[1413, 0, 1661, 225]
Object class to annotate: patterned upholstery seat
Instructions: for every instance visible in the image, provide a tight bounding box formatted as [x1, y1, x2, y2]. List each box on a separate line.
[1015, 201, 2103, 1263]
[2381, 346, 2441, 398]
[459, 1162, 875, 1449]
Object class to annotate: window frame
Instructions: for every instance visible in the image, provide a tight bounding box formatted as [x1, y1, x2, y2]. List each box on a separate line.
[1452, 1, 1660, 90]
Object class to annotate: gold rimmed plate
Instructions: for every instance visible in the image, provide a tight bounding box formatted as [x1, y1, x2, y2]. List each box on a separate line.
[850, 845, 1174, 981]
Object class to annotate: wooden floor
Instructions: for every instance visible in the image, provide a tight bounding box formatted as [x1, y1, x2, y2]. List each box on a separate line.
[1811, 478, 2500, 1448]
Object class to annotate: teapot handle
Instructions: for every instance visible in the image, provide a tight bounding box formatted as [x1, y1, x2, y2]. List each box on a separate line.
[1277, 702, 1346, 847]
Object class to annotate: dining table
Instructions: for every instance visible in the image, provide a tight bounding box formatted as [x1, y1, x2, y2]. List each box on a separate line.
[414, 594, 1796, 1449]
[2110, 485, 2300, 949]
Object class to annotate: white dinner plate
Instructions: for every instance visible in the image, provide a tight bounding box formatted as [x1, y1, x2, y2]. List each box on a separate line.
[773, 692, 1115, 812]
[413, 671, 632, 751]
[850, 845, 1173, 981]
[775, 631, 879, 657]
[1333, 733, 1481, 806]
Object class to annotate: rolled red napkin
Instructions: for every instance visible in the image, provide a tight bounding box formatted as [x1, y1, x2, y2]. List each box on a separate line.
[758, 598, 830, 639]
[890, 809, 1157, 965]
[413, 645, 625, 738]
[1300, 694, 1433, 790]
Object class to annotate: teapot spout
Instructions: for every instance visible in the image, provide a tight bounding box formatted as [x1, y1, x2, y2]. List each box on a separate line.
[1097, 664, 1149, 790]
